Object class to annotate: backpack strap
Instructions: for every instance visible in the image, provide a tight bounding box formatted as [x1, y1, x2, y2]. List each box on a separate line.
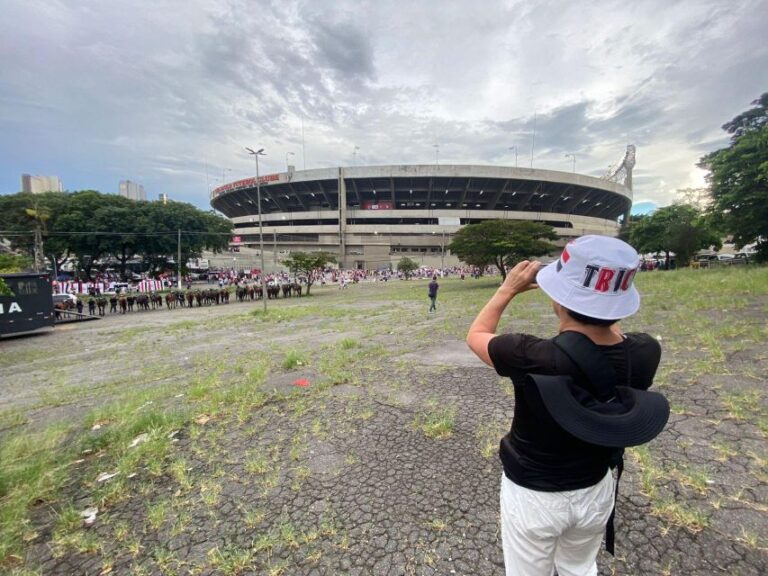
[552, 331, 618, 401]
[552, 330, 627, 556]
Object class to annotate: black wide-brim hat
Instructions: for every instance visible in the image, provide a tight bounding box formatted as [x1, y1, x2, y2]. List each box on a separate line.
[526, 374, 670, 448]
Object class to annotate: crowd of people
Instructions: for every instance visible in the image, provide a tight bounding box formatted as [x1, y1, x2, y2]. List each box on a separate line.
[53, 264, 502, 320]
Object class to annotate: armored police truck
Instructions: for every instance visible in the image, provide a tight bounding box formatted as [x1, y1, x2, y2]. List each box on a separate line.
[0, 273, 55, 338]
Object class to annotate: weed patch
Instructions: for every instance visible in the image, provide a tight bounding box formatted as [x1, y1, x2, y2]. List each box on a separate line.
[414, 406, 456, 439]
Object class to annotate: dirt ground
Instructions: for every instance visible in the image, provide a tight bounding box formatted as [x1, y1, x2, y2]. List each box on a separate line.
[1, 276, 767, 575]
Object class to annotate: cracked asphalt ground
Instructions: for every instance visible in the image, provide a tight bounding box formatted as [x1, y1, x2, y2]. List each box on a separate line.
[2, 271, 767, 575]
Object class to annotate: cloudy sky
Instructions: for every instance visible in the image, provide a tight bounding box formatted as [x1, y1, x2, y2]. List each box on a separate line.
[1, 0, 766, 211]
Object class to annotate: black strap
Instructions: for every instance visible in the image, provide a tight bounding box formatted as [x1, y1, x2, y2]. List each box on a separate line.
[552, 331, 627, 556]
[552, 331, 618, 401]
[605, 457, 623, 555]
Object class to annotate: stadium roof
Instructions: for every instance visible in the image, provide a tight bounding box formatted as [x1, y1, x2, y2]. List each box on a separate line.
[211, 164, 632, 222]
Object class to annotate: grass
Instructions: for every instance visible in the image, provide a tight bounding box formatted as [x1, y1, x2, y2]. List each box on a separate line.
[2, 267, 768, 572]
[721, 390, 763, 421]
[208, 544, 255, 575]
[670, 463, 712, 495]
[245, 452, 271, 475]
[414, 405, 456, 439]
[282, 350, 307, 370]
[628, 445, 665, 499]
[425, 518, 447, 531]
[475, 420, 507, 458]
[651, 499, 710, 533]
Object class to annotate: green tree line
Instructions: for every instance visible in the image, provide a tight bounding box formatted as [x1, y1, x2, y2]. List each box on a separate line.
[0, 191, 233, 279]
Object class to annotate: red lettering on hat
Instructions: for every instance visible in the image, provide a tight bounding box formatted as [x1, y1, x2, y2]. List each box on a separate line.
[594, 268, 615, 292]
[620, 267, 637, 291]
[561, 247, 570, 264]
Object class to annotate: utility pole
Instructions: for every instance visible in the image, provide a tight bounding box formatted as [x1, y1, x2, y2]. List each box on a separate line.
[33, 226, 44, 273]
[177, 229, 182, 289]
[246, 146, 268, 312]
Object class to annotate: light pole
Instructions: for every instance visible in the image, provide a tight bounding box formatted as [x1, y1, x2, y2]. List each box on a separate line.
[441, 230, 445, 272]
[246, 146, 268, 312]
[353, 146, 360, 165]
[530, 112, 537, 168]
[286, 151, 295, 170]
[509, 146, 518, 167]
[565, 153, 576, 173]
[433, 144, 440, 165]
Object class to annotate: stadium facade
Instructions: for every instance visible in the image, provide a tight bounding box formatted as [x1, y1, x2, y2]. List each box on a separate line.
[211, 156, 634, 271]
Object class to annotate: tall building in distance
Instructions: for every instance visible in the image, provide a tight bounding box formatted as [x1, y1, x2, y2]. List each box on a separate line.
[119, 180, 146, 201]
[158, 193, 169, 205]
[21, 174, 63, 194]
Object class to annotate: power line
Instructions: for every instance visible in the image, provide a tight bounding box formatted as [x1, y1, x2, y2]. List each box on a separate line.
[0, 230, 234, 237]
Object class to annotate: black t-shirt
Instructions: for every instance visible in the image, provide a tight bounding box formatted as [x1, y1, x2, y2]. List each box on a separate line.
[488, 332, 661, 491]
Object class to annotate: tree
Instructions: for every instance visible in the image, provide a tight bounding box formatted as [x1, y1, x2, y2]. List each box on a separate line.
[0, 192, 72, 274]
[396, 256, 418, 279]
[0, 253, 33, 296]
[700, 93, 768, 261]
[720, 92, 768, 139]
[448, 220, 558, 279]
[629, 203, 721, 267]
[0, 191, 234, 280]
[281, 251, 337, 295]
[133, 200, 232, 278]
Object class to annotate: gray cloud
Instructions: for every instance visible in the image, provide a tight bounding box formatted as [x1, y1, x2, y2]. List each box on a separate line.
[1, 0, 767, 208]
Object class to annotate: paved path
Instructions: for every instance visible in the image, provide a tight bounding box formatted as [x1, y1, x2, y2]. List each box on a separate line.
[26, 340, 768, 575]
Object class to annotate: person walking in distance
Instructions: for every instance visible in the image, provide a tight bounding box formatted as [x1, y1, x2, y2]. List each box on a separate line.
[428, 275, 439, 312]
[466, 236, 668, 576]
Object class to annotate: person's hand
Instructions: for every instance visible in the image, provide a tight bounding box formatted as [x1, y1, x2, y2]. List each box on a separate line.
[499, 260, 541, 297]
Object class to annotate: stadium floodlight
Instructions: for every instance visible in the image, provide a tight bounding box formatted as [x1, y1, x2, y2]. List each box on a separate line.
[245, 147, 267, 312]
[565, 153, 576, 173]
[509, 146, 518, 167]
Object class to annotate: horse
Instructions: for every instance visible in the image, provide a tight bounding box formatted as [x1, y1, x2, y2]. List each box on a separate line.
[97, 297, 107, 316]
[136, 294, 150, 311]
[173, 290, 186, 307]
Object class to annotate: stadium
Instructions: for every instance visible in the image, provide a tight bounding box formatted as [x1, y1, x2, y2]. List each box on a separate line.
[210, 146, 636, 271]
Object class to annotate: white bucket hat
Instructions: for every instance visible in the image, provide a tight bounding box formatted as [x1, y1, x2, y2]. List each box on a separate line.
[536, 235, 641, 320]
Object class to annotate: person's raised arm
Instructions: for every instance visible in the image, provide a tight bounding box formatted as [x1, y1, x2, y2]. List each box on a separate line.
[466, 260, 540, 367]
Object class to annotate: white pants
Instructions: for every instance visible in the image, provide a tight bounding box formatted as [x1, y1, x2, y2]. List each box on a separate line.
[500, 471, 615, 576]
